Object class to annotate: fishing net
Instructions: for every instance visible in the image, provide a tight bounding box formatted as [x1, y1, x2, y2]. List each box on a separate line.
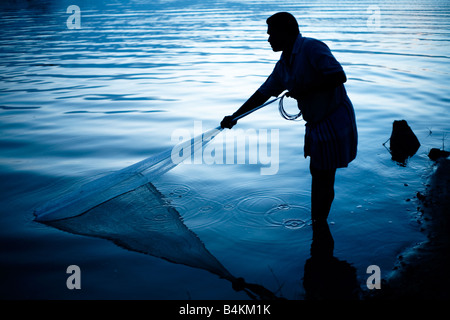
[34, 126, 223, 222]
[45, 181, 235, 280]
[34, 94, 286, 222]
[33, 101, 285, 299]
[41, 178, 279, 299]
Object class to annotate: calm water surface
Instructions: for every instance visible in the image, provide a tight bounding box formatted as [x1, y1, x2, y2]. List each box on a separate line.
[1, 0, 449, 299]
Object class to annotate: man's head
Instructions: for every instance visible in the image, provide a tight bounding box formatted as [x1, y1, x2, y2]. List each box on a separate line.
[266, 12, 300, 52]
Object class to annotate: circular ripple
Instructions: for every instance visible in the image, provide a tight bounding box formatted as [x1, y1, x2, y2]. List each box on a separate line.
[170, 185, 191, 196]
[157, 183, 194, 208]
[236, 193, 284, 215]
[264, 204, 311, 229]
[182, 197, 235, 229]
[222, 203, 235, 211]
[282, 218, 306, 229]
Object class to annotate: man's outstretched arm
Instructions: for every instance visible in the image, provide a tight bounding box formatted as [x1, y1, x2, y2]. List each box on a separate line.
[220, 90, 270, 129]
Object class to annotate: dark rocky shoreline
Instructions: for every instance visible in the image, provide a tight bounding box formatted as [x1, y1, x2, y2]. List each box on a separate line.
[366, 158, 450, 300]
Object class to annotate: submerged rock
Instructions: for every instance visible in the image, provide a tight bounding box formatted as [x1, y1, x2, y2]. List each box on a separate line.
[388, 120, 421, 165]
[428, 148, 450, 161]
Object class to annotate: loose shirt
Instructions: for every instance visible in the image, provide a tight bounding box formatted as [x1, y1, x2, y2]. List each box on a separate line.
[258, 34, 357, 169]
[258, 34, 351, 124]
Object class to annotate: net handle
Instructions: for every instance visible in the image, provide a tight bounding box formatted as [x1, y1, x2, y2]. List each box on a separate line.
[231, 95, 282, 122]
[230, 91, 302, 123]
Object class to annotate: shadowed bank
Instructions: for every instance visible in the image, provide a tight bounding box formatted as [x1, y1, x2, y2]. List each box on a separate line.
[366, 158, 450, 300]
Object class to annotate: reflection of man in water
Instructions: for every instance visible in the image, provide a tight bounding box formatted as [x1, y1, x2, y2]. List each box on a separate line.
[303, 220, 360, 300]
[221, 12, 357, 222]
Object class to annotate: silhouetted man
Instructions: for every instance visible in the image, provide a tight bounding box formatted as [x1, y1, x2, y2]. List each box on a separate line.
[221, 12, 357, 221]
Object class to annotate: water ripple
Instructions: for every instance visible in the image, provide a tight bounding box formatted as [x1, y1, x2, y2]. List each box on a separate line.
[264, 204, 311, 230]
[236, 193, 284, 215]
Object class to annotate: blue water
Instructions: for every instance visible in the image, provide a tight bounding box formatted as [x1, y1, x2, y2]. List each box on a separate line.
[1, 0, 449, 299]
